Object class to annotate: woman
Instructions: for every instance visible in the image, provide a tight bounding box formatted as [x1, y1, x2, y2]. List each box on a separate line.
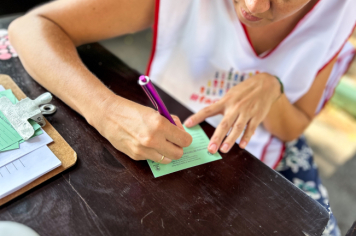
[8, 0, 356, 235]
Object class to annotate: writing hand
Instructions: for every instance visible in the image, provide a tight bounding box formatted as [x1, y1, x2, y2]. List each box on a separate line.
[91, 97, 192, 164]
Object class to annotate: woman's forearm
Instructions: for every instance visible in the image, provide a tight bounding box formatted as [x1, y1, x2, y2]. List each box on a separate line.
[7, 0, 194, 164]
[263, 54, 338, 142]
[263, 94, 311, 142]
[8, 15, 118, 124]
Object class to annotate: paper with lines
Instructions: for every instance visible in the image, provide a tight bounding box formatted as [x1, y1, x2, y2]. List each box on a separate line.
[0, 145, 61, 199]
[0, 133, 53, 167]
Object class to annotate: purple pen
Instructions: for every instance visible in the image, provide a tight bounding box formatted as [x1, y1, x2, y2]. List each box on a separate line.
[138, 75, 176, 125]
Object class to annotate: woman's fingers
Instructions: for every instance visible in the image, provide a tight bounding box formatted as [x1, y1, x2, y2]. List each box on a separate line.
[239, 118, 258, 149]
[146, 148, 173, 164]
[172, 115, 185, 131]
[130, 145, 172, 164]
[156, 140, 185, 160]
[208, 112, 238, 154]
[154, 116, 192, 147]
[220, 115, 249, 153]
[135, 140, 183, 164]
[165, 124, 193, 148]
[184, 102, 221, 128]
[132, 135, 185, 164]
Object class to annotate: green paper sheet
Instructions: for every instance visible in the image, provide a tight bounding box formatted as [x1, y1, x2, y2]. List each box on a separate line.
[29, 119, 42, 134]
[0, 90, 23, 150]
[0, 90, 43, 152]
[0, 89, 17, 104]
[0, 142, 20, 152]
[0, 122, 43, 152]
[147, 125, 222, 178]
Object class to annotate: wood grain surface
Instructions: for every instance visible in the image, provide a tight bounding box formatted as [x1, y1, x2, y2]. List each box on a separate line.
[0, 18, 329, 235]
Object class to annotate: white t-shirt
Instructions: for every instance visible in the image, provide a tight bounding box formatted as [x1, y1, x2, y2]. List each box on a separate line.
[147, 0, 356, 168]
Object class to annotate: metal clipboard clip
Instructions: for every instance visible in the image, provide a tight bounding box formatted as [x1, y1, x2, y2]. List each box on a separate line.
[0, 92, 57, 140]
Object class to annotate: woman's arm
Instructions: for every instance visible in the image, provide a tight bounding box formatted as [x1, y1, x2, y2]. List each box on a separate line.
[9, 0, 155, 117]
[9, 0, 192, 164]
[263, 55, 338, 142]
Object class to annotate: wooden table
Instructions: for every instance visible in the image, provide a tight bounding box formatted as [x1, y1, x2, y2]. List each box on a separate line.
[0, 18, 329, 236]
[346, 221, 356, 236]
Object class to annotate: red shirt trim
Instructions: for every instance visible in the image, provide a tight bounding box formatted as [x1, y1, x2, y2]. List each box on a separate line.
[145, 0, 160, 76]
[317, 23, 356, 112]
[273, 144, 286, 170]
[260, 135, 273, 163]
[317, 23, 356, 75]
[240, 0, 321, 59]
[319, 48, 356, 111]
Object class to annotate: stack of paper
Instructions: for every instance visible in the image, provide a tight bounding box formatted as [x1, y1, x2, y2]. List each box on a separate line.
[0, 85, 61, 199]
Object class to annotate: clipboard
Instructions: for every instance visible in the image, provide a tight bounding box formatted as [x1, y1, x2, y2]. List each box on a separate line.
[0, 74, 77, 206]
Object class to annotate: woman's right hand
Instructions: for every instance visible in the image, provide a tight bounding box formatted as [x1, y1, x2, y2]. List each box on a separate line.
[88, 95, 193, 164]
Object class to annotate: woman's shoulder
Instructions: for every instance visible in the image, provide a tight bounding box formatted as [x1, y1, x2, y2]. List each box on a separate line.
[309, 0, 356, 23]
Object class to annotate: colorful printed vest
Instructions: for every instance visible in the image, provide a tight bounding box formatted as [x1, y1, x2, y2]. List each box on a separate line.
[147, 0, 356, 168]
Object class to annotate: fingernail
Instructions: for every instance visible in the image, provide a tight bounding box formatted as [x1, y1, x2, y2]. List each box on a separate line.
[221, 143, 229, 153]
[240, 141, 247, 149]
[184, 118, 192, 127]
[208, 143, 217, 153]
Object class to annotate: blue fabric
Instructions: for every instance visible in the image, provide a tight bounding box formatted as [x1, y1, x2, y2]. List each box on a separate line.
[276, 136, 341, 236]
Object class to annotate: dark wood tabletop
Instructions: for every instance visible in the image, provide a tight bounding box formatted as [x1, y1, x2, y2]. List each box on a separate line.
[346, 221, 356, 236]
[0, 18, 329, 236]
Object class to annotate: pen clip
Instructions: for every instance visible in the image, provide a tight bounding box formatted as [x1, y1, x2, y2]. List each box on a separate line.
[142, 85, 159, 110]
[139, 76, 159, 110]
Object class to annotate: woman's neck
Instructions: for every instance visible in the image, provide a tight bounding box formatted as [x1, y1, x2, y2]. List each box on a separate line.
[245, 0, 319, 56]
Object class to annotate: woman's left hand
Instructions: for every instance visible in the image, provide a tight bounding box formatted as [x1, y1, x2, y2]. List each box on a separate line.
[184, 72, 281, 153]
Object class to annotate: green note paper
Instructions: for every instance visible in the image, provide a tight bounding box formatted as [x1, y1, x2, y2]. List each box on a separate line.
[0, 90, 43, 152]
[0, 89, 17, 104]
[147, 125, 222, 178]
[29, 119, 43, 135]
[0, 142, 20, 152]
[0, 90, 23, 150]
